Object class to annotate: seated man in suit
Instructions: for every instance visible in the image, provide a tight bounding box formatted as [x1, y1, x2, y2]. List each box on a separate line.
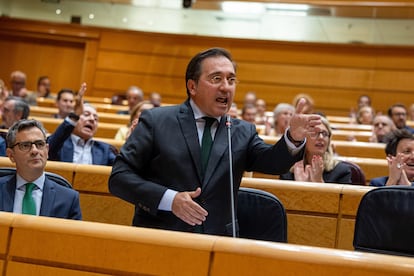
[0, 119, 82, 219]
[47, 83, 116, 166]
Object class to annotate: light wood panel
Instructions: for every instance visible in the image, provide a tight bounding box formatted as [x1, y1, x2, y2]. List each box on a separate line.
[2, 17, 414, 118]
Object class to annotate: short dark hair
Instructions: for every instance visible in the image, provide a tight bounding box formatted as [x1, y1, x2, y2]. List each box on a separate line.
[384, 129, 414, 156]
[185, 47, 236, 96]
[37, 76, 49, 86]
[388, 103, 407, 117]
[6, 119, 47, 148]
[56, 89, 74, 101]
[5, 96, 30, 119]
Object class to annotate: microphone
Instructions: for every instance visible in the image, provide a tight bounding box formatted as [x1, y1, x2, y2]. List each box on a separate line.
[226, 115, 236, 238]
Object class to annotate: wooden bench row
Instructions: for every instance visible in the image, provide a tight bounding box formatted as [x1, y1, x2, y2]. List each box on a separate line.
[30, 105, 131, 125]
[29, 116, 125, 139]
[37, 97, 129, 114]
[0, 157, 382, 250]
[260, 135, 386, 159]
[1, 212, 413, 276]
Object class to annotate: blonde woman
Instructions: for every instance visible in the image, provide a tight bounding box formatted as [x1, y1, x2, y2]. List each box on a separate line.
[281, 117, 353, 184]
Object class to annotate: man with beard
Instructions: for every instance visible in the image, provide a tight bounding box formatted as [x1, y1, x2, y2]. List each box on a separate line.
[47, 83, 116, 166]
[388, 103, 414, 134]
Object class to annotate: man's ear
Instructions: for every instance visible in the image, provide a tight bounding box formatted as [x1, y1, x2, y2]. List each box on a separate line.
[187, 79, 197, 96]
[6, 148, 15, 163]
[16, 111, 23, 120]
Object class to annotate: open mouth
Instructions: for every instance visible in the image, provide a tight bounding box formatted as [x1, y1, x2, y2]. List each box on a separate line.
[216, 97, 228, 105]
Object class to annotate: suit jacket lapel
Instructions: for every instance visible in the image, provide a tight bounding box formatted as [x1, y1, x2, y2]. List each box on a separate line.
[39, 178, 56, 217]
[62, 139, 74, 162]
[177, 102, 204, 183]
[1, 176, 17, 212]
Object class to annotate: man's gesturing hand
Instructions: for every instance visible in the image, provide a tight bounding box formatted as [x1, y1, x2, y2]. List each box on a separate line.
[289, 97, 321, 142]
[172, 187, 208, 226]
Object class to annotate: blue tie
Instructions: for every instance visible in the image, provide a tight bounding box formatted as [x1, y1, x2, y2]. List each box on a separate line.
[22, 182, 36, 215]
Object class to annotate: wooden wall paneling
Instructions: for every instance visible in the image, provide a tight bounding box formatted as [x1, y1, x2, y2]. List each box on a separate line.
[2, 17, 414, 121]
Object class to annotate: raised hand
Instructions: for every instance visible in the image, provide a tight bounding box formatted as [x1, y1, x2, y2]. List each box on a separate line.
[293, 160, 310, 181]
[386, 153, 411, 186]
[288, 98, 321, 142]
[308, 155, 324, 182]
[74, 82, 87, 116]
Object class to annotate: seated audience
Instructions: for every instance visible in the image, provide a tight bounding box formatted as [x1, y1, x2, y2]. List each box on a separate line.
[117, 86, 144, 115]
[241, 104, 257, 124]
[388, 103, 414, 134]
[350, 94, 372, 123]
[268, 103, 294, 137]
[369, 115, 395, 143]
[1, 96, 30, 129]
[370, 129, 414, 187]
[53, 89, 75, 119]
[0, 79, 9, 116]
[0, 119, 82, 219]
[149, 92, 162, 107]
[47, 84, 116, 166]
[280, 117, 352, 184]
[356, 105, 375, 125]
[9, 70, 36, 106]
[115, 100, 154, 141]
[255, 98, 267, 125]
[226, 103, 239, 119]
[292, 93, 314, 114]
[36, 76, 53, 99]
[243, 91, 257, 106]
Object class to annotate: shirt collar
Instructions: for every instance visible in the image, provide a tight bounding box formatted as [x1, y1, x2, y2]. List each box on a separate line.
[16, 173, 45, 190]
[70, 134, 94, 146]
[189, 99, 221, 122]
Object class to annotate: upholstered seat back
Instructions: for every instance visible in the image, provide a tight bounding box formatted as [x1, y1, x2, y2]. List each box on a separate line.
[353, 186, 414, 257]
[237, 187, 287, 243]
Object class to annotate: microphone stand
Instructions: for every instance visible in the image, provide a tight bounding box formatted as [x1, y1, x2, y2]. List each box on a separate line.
[226, 115, 236, 238]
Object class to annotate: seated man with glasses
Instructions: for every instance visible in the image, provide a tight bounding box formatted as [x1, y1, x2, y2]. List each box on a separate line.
[280, 116, 353, 184]
[0, 119, 82, 219]
[388, 104, 414, 134]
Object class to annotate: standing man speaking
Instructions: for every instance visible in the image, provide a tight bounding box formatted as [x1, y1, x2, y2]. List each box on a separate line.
[109, 47, 320, 236]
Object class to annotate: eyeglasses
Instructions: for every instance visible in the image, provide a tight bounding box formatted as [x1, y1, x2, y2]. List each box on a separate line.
[392, 112, 407, 117]
[309, 131, 330, 139]
[10, 140, 47, 152]
[207, 75, 239, 86]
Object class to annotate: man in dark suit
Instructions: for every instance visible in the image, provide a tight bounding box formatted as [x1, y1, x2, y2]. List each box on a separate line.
[0, 119, 81, 219]
[47, 83, 116, 166]
[109, 47, 321, 236]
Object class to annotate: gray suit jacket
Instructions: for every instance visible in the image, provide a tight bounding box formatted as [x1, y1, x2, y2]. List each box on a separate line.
[0, 175, 82, 219]
[109, 100, 303, 235]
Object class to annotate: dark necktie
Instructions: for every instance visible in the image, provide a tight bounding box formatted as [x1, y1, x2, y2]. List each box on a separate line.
[22, 182, 36, 215]
[201, 117, 216, 177]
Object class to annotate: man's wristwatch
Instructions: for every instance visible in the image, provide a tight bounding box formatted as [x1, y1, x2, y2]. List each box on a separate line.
[287, 130, 304, 147]
[68, 112, 80, 122]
